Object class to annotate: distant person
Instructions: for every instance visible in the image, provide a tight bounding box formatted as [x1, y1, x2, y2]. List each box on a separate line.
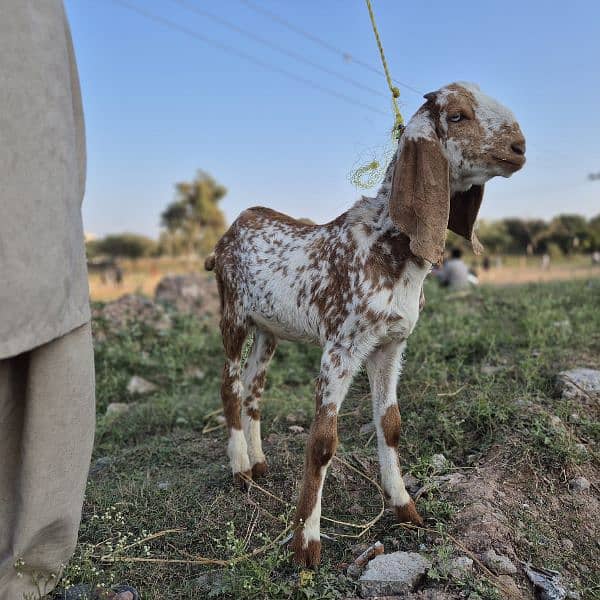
[0, 3, 136, 599]
[541, 253, 551, 269]
[437, 248, 473, 289]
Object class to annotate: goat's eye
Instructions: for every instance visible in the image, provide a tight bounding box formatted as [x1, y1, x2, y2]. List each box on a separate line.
[449, 113, 462, 122]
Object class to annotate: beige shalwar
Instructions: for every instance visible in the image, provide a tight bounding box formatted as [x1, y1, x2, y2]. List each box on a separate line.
[0, 2, 94, 598]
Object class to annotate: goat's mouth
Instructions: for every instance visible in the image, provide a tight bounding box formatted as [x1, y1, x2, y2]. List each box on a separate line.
[492, 155, 526, 170]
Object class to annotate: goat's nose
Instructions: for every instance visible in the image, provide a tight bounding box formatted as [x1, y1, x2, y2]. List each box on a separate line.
[511, 138, 526, 156]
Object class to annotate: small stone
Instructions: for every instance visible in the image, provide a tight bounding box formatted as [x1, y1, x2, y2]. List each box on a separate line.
[359, 551, 431, 596]
[360, 422, 376, 435]
[548, 415, 565, 432]
[89, 456, 113, 477]
[432, 472, 466, 490]
[558, 368, 600, 401]
[568, 476, 590, 493]
[105, 402, 135, 417]
[402, 473, 420, 494]
[127, 375, 158, 395]
[449, 556, 473, 579]
[157, 481, 171, 490]
[561, 538, 574, 551]
[480, 549, 517, 575]
[216, 415, 226, 425]
[288, 425, 305, 434]
[430, 453, 448, 471]
[190, 369, 205, 380]
[175, 416, 188, 426]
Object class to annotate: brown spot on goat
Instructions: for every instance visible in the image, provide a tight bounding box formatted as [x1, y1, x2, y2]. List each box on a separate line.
[381, 404, 402, 447]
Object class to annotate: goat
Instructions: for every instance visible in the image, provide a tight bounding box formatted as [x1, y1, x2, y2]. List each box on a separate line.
[206, 82, 525, 567]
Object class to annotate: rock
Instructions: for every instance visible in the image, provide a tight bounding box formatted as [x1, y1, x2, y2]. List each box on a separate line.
[155, 273, 220, 320]
[524, 563, 567, 600]
[359, 551, 431, 597]
[430, 453, 448, 471]
[403, 473, 420, 494]
[89, 456, 113, 477]
[175, 416, 188, 426]
[548, 415, 566, 432]
[194, 571, 224, 593]
[561, 538, 574, 551]
[105, 402, 136, 417]
[157, 481, 171, 490]
[92, 294, 172, 338]
[558, 368, 600, 401]
[568, 476, 590, 493]
[448, 556, 473, 579]
[480, 549, 517, 575]
[288, 425, 305, 434]
[127, 375, 158, 395]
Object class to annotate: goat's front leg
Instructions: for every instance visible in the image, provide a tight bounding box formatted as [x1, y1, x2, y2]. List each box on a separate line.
[291, 344, 359, 567]
[366, 341, 423, 526]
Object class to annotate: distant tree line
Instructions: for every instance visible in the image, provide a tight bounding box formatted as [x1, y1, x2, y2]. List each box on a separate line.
[87, 169, 599, 260]
[472, 213, 600, 257]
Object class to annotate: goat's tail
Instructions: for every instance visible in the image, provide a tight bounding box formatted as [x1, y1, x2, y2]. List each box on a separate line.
[204, 252, 216, 271]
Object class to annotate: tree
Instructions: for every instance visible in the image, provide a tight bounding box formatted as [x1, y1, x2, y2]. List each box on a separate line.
[160, 171, 227, 256]
[87, 233, 157, 259]
[535, 214, 589, 255]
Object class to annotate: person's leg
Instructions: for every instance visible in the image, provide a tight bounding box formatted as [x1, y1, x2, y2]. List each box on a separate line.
[0, 322, 95, 599]
[0, 355, 27, 594]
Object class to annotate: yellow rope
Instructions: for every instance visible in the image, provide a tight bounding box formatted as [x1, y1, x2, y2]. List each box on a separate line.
[364, 0, 404, 136]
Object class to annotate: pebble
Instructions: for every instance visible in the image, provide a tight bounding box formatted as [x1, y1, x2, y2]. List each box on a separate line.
[105, 402, 136, 417]
[288, 425, 305, 434]
[126, 375, 158, 395]
[480, 549, 517, 575]
[359, 551, 431, 596]
[568, 476, 590, 493]
[430, 453, 448, 471]
[448, 556, 473, 579]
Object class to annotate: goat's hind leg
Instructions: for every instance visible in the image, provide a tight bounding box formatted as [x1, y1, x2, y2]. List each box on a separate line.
[220, 318, 252, 488]
[241, 329, 277, 478]
[366, 341, 423, 526]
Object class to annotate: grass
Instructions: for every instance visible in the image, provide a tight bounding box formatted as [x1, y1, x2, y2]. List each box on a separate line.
[58, 278, 599, 599]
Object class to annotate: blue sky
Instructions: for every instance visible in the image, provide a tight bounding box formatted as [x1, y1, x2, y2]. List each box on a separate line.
[65, 0, 599, 238]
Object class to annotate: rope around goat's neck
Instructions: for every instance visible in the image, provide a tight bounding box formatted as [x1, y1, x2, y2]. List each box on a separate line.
[364, 0, 404, 138]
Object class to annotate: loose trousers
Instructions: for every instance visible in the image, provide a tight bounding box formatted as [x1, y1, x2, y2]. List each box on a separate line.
[0, 323, 94, 599]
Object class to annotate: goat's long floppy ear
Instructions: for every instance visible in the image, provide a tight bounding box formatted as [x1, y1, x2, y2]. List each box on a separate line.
[448, 185, 485, 254]
[389, 135, 450, 264]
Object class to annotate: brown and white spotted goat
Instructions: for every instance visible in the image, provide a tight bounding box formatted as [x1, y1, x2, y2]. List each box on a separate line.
[206, 82, 525, 567]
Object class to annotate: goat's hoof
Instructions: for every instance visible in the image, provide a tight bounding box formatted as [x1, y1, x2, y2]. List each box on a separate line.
[395, 498, 424, 527]
[233, 469, 253, 490]
[251, 460, 268, 479]
[290, 531, 321, 568]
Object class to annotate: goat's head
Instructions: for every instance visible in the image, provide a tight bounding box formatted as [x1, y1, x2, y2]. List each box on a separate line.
[389, 82, 525, 264]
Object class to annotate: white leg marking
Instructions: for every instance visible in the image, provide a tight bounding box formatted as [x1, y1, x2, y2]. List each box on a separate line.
[227, 428, 251, 474]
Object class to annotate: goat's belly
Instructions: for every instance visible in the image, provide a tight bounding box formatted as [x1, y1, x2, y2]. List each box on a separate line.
[249, 311, 319, 343]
